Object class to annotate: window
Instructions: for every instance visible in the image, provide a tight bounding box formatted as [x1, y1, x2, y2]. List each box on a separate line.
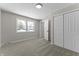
[16, 19, 35, 32]
[16, 19, 26, 32]
[27, 21, 35, 32]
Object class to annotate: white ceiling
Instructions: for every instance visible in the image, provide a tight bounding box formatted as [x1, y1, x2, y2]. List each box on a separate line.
[0, 3, 74, 19]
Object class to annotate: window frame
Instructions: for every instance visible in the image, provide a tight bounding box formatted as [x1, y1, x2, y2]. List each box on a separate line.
[16, 19, 27, 33]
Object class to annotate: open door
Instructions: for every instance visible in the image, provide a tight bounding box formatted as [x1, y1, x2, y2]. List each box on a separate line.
[54, 15, 63, 47]
[44, 20, 50, 41]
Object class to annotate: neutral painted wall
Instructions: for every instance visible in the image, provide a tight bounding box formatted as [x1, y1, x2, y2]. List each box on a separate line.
[39, 21, 44, 38]
[0, 9, 1, 47]
[1, 10, 40, 45]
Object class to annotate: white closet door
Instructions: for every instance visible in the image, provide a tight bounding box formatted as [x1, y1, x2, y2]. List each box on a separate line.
[54, 15, 63, 47]
[64, 11, 79, 52]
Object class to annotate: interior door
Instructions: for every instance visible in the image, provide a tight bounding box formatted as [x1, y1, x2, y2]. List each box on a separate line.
[41, 22, 44, 38]
[54, 15, 63, 47]
[44, 20, 49, 40]
[64, 11, 79, 52]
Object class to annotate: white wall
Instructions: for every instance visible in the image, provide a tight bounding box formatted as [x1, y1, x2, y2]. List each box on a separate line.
[42, 19, 49, 40]
[0, 9, 1, 47]
[46, 4, 79, 45]
[1, 10, 40, 45]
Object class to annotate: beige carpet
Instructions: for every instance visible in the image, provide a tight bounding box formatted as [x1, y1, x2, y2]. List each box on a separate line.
[0, 39, 79, 56]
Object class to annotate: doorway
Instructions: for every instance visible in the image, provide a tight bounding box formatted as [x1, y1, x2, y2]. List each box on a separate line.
[43, 19, 51, 41]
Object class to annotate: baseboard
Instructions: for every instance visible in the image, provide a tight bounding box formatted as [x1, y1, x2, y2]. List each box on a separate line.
[9, 39, 28, 43]
[51, 42, 54, 45]
[8, 38, 37, 44]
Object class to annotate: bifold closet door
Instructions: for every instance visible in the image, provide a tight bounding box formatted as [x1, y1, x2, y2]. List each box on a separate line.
[54, 15, 63, 47]
[64, 11, 79, 52]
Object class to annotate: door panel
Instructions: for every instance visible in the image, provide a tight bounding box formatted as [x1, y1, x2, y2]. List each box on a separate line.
[54, 15, 63, 47]
[64, 11, 79, 52]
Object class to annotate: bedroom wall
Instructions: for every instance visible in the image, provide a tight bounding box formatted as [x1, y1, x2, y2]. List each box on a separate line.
[0, 9, 1, 47]
[1, 10, 40, 46]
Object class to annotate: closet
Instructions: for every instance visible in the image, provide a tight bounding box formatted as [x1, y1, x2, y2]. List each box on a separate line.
[54, 10, 79, 53]
[64, 11, 79, 52]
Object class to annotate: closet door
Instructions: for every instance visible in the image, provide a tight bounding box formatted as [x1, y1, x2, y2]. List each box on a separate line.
[64, 11, 79, 52]
[54, 15, 63, 47]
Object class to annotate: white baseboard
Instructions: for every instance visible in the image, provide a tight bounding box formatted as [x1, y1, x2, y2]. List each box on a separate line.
[9, 39, 30, 43]
[8, 38, 37, 44]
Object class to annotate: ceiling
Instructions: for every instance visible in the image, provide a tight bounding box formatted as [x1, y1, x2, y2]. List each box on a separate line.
[0, 3, 74, 20]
